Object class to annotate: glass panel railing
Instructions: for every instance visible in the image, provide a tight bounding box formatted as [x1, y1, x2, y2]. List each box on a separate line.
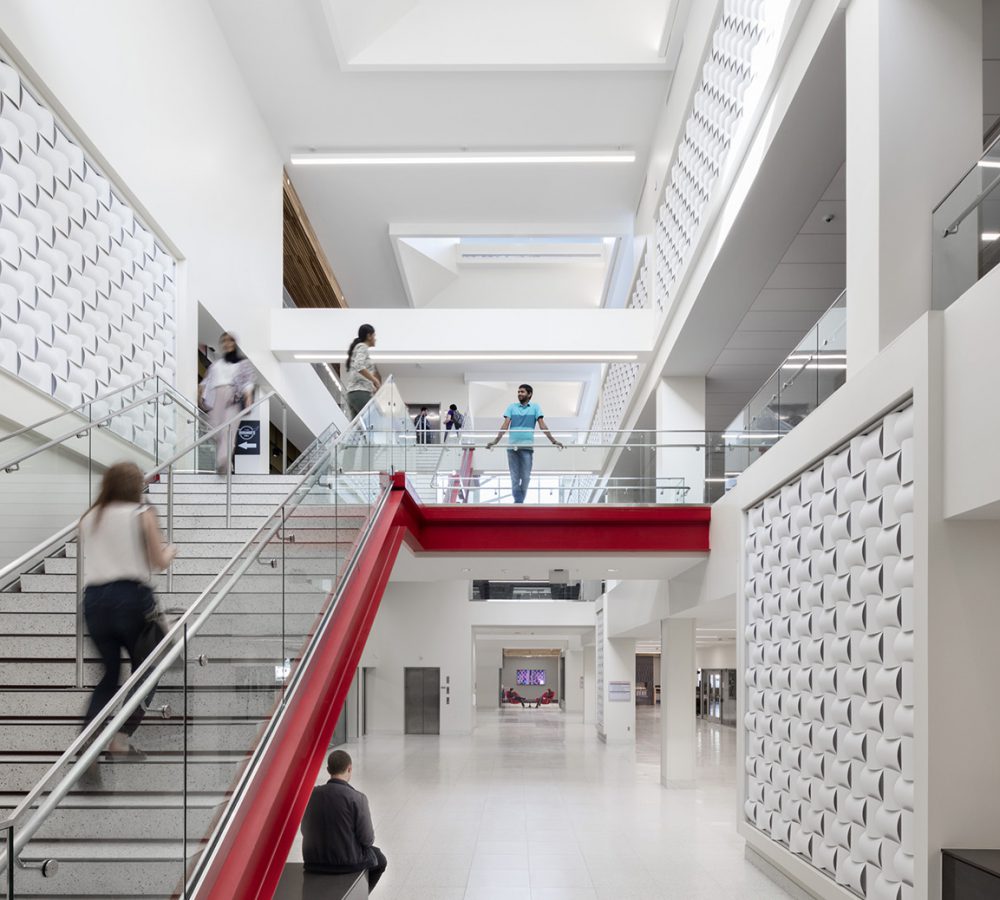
[0, 381, 207, 571]
[0, 382, 397, 898]
[722, 291, 847, 485]
[333, 428, 789, 506]
[933, 136, 1000, 308]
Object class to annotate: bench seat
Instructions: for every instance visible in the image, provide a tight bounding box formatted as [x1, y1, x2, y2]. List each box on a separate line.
[273, 863, 368, 900]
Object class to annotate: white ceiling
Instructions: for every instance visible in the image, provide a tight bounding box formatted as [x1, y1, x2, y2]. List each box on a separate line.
[322, 0, 677, 70]
[208, 0, 672, 310]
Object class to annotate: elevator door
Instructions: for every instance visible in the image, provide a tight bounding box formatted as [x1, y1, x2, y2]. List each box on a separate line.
[404, 667, 440, 735]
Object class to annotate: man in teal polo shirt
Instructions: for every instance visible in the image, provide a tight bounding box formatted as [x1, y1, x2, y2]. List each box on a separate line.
[486, 384, 563, 503]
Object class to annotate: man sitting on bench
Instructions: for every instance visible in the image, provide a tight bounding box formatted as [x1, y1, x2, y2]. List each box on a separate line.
[301, 749, 388, 893]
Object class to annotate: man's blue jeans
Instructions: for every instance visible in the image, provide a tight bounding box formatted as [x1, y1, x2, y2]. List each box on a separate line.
[506, 448, 534, 503]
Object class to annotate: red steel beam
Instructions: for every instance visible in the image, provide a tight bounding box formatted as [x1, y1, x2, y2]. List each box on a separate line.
[197, 473, 710, 899]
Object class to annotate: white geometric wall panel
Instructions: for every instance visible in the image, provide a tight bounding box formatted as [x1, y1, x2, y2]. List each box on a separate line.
[590, 0, 769, 435]
[0, 53, 177, 454]
[743, 405, 915, 900]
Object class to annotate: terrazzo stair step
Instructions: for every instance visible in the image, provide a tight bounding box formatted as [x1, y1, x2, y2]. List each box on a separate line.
[43, 556, 342, 576]
[0, 659, 287, 688]
[0, 631, 307, 663]
[0, 610, 317, 639]
[0, 792, 223, 841]
[0, 687, 284, 718]
[1, 838, 201, 897]
[0, 719, 266, 753]
[0, 754, 245, 792]
[18, 572, 331, 593]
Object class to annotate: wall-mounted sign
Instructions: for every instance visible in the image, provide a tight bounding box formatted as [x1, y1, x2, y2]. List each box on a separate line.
[234, 420, 260, 455]
[608, 681, 631, 702]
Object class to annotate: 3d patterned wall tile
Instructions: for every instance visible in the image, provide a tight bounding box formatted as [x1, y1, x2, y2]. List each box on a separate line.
[744, 405, 916, 900]
[0, 53, 177, 453]
[591, 0, 769, 434]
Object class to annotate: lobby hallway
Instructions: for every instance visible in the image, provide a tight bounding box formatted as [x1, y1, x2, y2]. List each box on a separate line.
[291, 706, 794, 900]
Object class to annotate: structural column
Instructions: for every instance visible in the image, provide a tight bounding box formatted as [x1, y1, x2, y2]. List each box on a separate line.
[660, 617, 696, 788]
[845, 0, 981, 374]
[655, 377, 706, 503]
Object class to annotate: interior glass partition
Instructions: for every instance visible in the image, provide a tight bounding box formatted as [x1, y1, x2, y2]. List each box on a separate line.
[933, 135, 1000, 308]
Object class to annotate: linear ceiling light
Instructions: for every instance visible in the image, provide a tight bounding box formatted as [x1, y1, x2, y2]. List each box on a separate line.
[982, 231, 1000, 241]
[977, 160, 1000, 169]
[293, 352, 638, 362]
[289, 150, 636, 166]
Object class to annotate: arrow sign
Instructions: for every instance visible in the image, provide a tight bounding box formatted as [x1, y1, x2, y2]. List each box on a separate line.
[234, 420, 261, 456]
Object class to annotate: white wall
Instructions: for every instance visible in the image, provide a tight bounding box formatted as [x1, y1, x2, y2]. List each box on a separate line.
[696, 643, 737, 670]
[0, 1, 336, 436]
[942, 264, 1000, 518]
[361, 580, 594, 734]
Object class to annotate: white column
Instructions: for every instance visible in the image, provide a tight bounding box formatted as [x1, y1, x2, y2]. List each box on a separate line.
[583, 645, 596, 725]
[845, 0, 981, 374]
[564, 649, 584, 714]
[661, 617, 696, 787]
[601, 636, 636, 744]
[655, 377, 706, 503]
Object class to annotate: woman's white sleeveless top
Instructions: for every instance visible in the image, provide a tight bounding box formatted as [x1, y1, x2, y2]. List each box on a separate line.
[80, 502, 152, 587]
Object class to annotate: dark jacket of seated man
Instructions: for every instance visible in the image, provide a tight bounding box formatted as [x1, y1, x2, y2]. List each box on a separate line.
[301, 749, 388, 892]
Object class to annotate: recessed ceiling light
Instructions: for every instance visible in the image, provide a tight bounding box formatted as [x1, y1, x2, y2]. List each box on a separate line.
[607, 568, 618, 573]
[290, 150, 636, 166]
[292, 353, 639, 363]
[461, 567, 471, 573]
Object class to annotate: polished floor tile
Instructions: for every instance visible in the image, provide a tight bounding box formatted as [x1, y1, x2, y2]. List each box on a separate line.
[289, 706, 793, 900]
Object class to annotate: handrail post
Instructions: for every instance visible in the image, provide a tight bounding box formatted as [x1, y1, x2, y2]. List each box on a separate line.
[167, 463, 174, 593]
[226, 423, 233, 528]
[282, 404, 287, 475]
[75, 535, 84, 689]
[6, 823, 13, 898]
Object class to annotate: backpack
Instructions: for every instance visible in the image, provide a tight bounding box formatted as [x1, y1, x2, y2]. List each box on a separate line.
[451, 410, 465, 428]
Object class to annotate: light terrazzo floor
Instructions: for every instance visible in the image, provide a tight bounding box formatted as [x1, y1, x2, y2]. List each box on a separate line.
[287, 705, 794, 900]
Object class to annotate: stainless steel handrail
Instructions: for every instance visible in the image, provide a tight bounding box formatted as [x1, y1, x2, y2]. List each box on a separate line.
[0, 379, 398, 874]
[942, 169, 1000, 236]
[185, 481, 394, 896]
[0, 375, 157, 445]
[0, 388, 171, 473]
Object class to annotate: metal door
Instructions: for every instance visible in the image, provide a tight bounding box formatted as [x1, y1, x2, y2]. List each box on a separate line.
[404, 667, 440, 734]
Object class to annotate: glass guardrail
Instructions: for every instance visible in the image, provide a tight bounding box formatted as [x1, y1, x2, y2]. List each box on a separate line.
[725, 290, 846, 446]
[933, 136, 1000, 308]
[0, 381, 208, 571]
[0, 381, 399, 897]
[329, 427, 785, 506]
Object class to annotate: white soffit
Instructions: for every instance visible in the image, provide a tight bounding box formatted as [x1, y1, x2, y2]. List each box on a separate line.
[469, 381, 585, 420]
[322, 0, 677, 71]
[394, 234, 617, 308]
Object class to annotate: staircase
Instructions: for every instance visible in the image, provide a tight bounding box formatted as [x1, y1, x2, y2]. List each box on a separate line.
[0, 473, 368, 898]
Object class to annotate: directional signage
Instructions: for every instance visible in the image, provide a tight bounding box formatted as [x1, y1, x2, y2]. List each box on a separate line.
[234, 420, 260, 456]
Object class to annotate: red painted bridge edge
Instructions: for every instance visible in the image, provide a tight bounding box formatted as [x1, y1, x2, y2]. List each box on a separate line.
[200, 475, 711, 899]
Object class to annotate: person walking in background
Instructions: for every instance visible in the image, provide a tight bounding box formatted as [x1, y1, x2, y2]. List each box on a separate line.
[414, 406, 431, 444]
[486, 384, 563, 503]
[79, 462, 176, 757]
[444, 404, 464, 440]
[345, 324, 381, 420]
[198, 332, 256, 476]
[302, 749, 388, 892]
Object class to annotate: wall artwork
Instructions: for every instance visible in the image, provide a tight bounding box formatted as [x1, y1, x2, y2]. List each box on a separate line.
[743, 405, 915, 900]
[0, 53, 178, 452]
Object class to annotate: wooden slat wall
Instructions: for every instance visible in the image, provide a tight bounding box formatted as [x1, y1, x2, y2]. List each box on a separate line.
[283, 172, 347, 309]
